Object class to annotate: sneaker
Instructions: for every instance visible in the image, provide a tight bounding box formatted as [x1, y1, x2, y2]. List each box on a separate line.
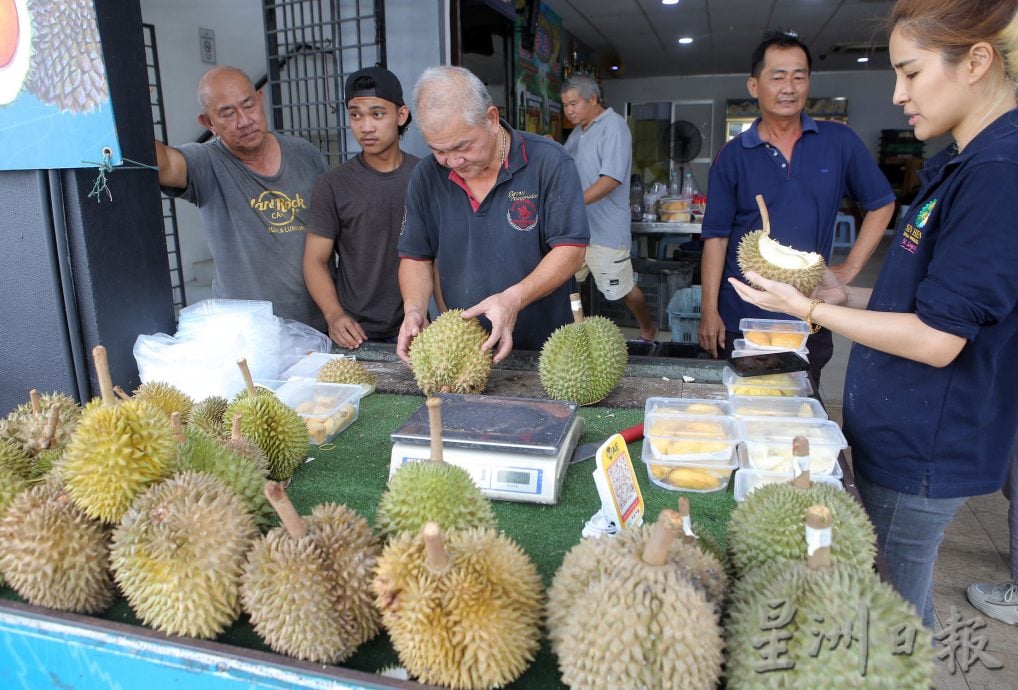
[966, 581, 1018, 625]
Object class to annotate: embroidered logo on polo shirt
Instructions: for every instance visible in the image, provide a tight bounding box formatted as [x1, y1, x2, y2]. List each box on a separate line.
[506, 190, 539, 232]
[899, 199, 936, 255]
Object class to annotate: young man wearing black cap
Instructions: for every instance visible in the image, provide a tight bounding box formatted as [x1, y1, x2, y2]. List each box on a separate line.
[304, 66, 420, 348]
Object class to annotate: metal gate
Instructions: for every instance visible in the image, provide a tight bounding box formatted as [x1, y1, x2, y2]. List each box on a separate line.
[143, 22, 187, 311]
[262, 0, 387, 168]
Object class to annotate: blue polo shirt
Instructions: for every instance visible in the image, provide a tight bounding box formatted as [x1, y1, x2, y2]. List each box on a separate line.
[844, 109, 1018, 499]
[702, 114, 895, 331]
[399, 120, 590, 351]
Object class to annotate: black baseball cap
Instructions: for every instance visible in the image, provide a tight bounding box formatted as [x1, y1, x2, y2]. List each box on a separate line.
[345, 66, 412, 125]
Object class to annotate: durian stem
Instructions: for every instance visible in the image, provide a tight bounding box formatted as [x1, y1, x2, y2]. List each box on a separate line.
[805, 505, 834, 570]
[43, 404, 60, 450]
[677, 497, 696, 545]
[264, 481, 308, 539]
[29, 389, 41, 417]
[231, 412, 243, 441]
[92, 346, 116, 405]
[643, 510, 678, 566]
[755, 194, 771, 235]
[422, 522, 450, 572]
[569, 291, 584, 323]
[237, 358, 257, 397]
[113, 386, 131, 401]
[170, 412, 185, 444]
[790, 435, 812, 489]
[426, 397, 444, 463]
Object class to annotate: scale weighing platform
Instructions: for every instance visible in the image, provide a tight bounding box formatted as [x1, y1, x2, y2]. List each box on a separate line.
[389, 393, 583, 504]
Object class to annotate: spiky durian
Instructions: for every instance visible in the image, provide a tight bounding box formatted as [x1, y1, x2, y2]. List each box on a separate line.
[222, 412, 270, 477]
[728, 480, 876, 579]
[0, 477, 113, 613]
[242, 483, 381, 663]
[373, 397, 495, 540]
[133, 381, 194, 425]
[1, 390, 80, 456]
[58, 347, 176, 523]
[539, 314, 627, 405]
[190, 395, 230, 439]
[736, 195, 826, 295]
[111, 471, 258, 639]
[725, 506, 933, 689]
[373, 523, 543, 690]
[409, 310, 492, 395]
[0, 438, 33, 480]
[173, 419, 272, 528]
[547, 513, 727, 657]
[317, 357, 376, 390]
[24, 0, 109, 114]
[226, 361, 309, 481]
[552, 512, 724, 690]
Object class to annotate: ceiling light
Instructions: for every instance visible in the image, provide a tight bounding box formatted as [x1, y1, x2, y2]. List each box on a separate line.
[856, 56, 869, 63]
[662, 0, 679, 5]
[677, 37, 693, 45]
[610, 64, 620, 72]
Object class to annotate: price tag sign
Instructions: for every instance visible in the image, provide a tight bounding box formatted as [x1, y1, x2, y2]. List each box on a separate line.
[592, 433, 644, 529]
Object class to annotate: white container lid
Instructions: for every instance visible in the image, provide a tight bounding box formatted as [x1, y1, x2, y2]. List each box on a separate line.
[644, 396, 732, 417]
[734, 468, 843, 502]
[722, 367, 813, 397]
[729, 395, 827, 420]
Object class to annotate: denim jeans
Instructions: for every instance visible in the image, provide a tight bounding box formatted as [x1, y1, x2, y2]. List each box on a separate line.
[855, 473, 968, 629]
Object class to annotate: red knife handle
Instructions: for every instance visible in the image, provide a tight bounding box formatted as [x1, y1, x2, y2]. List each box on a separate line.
[620, 423, 644, 443]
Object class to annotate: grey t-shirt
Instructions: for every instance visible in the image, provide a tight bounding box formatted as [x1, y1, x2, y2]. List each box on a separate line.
[164, 134, 329, 331]
[563, 107, 632, 249]
[308, 152, 419, 339]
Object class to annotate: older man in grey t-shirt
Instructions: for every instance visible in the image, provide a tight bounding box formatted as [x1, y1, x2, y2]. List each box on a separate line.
[562, 74, 656, 342]
[156, 66, 328, 331]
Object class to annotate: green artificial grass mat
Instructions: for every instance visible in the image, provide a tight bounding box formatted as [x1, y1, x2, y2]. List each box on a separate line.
[1, 392, 737, 689]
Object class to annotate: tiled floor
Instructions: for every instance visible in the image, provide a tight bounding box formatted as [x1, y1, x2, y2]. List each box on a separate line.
[643, 233, 1014, 687]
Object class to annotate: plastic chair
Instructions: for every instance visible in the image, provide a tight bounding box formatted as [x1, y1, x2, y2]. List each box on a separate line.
[831, 213, 857, 252]
[656, 237, 686, 260]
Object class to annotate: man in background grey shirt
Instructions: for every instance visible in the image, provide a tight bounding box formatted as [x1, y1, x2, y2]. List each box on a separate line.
[156, 66, 328, 331]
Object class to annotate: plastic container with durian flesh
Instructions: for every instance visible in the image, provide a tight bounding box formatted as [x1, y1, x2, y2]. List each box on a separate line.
[738, 318, 810, 351]
[644, 413, 740, 464]
[722, 366, 813, 398]
[641, 438, 739, 493]
[279, 352, 355, 380]
[729, 395, 827, 420]
[644, 396, 732, 417]
[733, 468, 844, 501]
[273, 380, 362, 445]
[732, 338, 809, 357]
[737, 417, 847, 475]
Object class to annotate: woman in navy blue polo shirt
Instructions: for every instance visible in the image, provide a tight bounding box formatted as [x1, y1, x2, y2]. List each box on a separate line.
[729, 0, 1018, 629]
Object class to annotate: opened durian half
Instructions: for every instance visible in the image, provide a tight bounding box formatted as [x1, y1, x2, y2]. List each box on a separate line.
[737, 194, 826, 295]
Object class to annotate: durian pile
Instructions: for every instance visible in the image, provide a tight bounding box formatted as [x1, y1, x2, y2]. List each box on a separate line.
[539, 292, 628, 405]
[737, 194, 826, 295]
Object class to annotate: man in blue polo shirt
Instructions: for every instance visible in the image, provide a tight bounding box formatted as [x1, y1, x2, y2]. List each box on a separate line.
[397, 66, 589, 364]
[699, 29, 895, 385]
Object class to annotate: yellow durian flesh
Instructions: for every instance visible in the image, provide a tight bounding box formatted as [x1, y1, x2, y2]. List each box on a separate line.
[737, 229, 826, 295]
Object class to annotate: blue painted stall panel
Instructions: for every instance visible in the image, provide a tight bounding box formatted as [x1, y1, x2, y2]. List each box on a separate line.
[0, 607, 403, 690]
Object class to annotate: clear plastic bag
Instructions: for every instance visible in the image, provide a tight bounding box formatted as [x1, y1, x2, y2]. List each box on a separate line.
[134, 299, 330, 400]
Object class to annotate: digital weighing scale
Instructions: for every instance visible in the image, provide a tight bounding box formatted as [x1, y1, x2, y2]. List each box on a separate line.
[389, 393, 583, 504]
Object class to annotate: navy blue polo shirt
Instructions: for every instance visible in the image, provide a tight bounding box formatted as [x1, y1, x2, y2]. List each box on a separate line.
[844, 109, 1018, 499]
[399, 120, 590, 351]
[702, 114, 895, 331]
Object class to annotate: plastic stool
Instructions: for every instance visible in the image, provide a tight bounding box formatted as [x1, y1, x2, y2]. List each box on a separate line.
[656, 237, 685, 260]
[831, 213, 856, 252]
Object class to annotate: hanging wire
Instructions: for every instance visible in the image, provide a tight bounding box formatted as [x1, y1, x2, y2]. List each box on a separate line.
[83, 147, 160, 203]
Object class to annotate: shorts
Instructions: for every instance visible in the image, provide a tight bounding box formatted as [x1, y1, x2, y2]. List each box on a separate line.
[574, 245, 635, 301]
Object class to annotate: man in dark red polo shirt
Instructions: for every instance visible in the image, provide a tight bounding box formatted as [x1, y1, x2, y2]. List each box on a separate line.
[397, 66, 590, 363]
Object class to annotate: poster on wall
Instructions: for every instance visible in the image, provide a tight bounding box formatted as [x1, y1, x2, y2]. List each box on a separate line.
[514, 1, 563, 139]
[0, 0, 122, 170]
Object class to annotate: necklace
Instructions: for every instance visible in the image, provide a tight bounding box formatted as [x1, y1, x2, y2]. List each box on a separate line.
[488, 126, 507, 171]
